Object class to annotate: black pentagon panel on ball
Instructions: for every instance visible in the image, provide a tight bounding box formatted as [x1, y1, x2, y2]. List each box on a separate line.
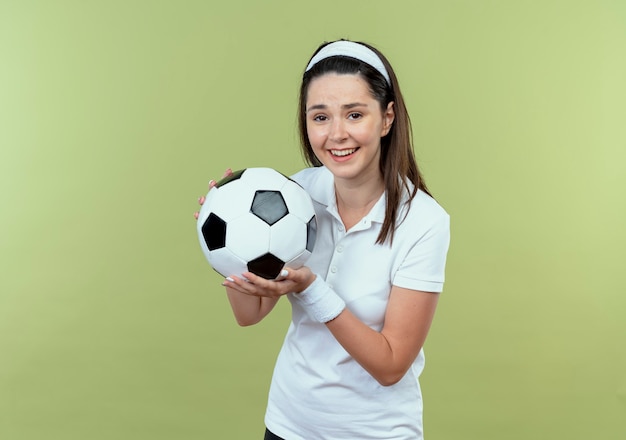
[251, 190, 288, 225]
[201, 213, 227, 250]
[248, 253, 285, 280]
[306, 216, 317, 252]
[215, 168, 246, 188]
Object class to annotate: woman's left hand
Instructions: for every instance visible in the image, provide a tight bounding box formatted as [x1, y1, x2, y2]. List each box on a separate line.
[223, 266, 316, 299]
[193, 168, 233, 219]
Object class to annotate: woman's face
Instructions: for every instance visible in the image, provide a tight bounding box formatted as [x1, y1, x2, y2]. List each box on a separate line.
[305, 73, 394, 185]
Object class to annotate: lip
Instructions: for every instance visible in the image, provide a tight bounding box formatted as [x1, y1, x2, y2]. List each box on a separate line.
[329, 147, 358, 161]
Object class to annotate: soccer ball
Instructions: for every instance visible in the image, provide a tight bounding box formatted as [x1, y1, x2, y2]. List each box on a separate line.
[196, 168, 317, 280]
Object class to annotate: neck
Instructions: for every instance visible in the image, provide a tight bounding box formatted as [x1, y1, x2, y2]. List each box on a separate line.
[334, 175, 384, 230]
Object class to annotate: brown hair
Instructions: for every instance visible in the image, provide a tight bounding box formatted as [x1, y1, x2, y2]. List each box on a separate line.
[298, 40, 431, 245]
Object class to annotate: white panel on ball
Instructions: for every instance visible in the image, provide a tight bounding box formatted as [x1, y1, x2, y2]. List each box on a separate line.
[242, 167, 288, 190]
[279, 181, 316, 223]
[284, 250, 312, 270]
[269, 216, 307, 262]
[208, 180, 256, 223]
[207, 247, 248, 278]
[226, 215, 271, 262]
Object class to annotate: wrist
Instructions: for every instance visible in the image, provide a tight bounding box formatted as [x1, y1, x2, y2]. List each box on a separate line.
[296, 273, 317, 294]
[293, 276, 346, 323]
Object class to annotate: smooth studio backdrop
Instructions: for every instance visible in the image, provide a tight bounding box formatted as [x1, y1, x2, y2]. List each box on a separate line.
[1, 1, 624, 439]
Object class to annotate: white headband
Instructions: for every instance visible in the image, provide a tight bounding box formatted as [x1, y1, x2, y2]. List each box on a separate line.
[305, 41, 391, 85]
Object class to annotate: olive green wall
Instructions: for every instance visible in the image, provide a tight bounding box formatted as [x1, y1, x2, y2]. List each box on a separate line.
[1, 1, 624, 438]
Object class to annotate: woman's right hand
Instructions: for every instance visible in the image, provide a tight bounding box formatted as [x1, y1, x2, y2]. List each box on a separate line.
[193, 168, 233, 219]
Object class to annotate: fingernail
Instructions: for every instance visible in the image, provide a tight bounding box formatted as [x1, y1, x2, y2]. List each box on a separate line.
[198, 196, 205, 204]
[225, 277, 234, 282]
[280, 269, 288, 277]
[209, 180, 216, 188]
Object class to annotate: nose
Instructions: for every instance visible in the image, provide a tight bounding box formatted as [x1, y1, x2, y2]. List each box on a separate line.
[329, 118, 348, 143]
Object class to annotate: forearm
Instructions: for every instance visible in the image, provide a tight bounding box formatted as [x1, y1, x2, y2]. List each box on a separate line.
[293, 278, 438, 386]
[225, 286, 278, 326]
[325, 310, 414, 386]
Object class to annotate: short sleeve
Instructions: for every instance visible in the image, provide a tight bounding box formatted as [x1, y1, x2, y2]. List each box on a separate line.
[393, 212, 450, 293]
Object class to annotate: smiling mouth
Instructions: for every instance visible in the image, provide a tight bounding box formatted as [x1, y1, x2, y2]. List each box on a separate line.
[330, 148, 358, 157]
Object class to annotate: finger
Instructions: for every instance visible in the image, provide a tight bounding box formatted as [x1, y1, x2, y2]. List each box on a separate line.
[237, 272, 281, 296]
[241, 271, 265, 285]
[209, 179, 216, 189]
[275, 269, 289, 280]
[223, 275, 256, 294]
[243, 272, 291, 296]
[222, 277, 246, 294]
[198, 196, 206, 205]
[221, 276, 236, 288]
[193, 212, 199, 219]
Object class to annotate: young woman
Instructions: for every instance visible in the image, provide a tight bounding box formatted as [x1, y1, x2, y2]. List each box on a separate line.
[197, 40, 450, 440]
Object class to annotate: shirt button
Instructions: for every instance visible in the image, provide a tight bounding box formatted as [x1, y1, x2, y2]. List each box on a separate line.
[338, 225, 344, 232]
[330, 266, 337, 273]
[336, 245, 343, 253]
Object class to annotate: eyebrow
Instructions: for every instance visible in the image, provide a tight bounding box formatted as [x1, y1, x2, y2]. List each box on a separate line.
[306, 102, 369, 112]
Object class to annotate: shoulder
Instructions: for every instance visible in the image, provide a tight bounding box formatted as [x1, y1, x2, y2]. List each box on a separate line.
[398, 189, 450, 236]
[412, 190, 449, 220]
[400, 180, 449, 221]
[289, 166, 334, 205]
[289, 166, 331, 187]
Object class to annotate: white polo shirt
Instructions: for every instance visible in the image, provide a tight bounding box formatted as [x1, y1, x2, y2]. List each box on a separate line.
[265, 166, 450, 440]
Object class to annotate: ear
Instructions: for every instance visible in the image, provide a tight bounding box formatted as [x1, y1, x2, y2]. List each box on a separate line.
[381, 101, 395, 137]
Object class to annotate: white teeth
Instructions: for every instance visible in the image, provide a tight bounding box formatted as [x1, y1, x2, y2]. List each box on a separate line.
[331, 148, 357, 157]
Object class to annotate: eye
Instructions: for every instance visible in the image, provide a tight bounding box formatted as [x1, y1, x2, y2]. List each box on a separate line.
[348, 112, 362, 120]
[312, 114, 328, 122]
